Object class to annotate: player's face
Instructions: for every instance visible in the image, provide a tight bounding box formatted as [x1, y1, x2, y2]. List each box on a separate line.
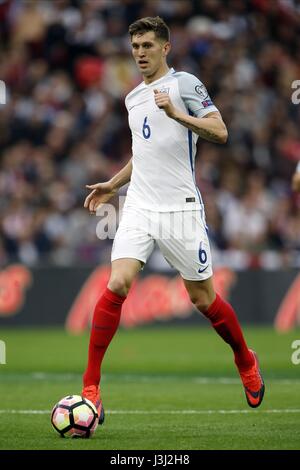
[131, 31, 169, 78]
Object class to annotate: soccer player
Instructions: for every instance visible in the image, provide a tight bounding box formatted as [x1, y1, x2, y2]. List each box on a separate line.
[292, 162, 300, 192]
[81, 17, 265, 422]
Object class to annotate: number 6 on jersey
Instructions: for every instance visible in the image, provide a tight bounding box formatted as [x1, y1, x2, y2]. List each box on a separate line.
[142, 116, 151, 139]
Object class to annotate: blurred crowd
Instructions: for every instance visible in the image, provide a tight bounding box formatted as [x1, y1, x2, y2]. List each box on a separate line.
[1, 0, 300, 269]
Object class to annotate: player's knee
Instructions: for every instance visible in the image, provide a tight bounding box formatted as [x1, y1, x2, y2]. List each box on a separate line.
[189, 292, 211, 313]
[107, 275, 132, 297]
[195, 300, 211, 313]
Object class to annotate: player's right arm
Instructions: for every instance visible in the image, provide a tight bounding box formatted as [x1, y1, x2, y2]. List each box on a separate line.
[84, 158, 133, 213]
[292, 162, 300, 192]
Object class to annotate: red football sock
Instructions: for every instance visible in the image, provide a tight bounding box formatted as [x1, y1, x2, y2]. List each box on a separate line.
[203, 294, 254, 371]
[83, 287, 126, 387]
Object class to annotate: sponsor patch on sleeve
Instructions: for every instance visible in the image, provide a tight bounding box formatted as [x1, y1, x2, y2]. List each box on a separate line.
[202, 99, 213, 107]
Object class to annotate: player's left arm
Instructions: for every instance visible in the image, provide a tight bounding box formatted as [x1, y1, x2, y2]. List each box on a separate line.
[154, 89, 228, 144]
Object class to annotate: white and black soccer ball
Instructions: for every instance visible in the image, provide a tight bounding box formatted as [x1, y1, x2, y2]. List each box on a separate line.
[51, 395, 98, 438]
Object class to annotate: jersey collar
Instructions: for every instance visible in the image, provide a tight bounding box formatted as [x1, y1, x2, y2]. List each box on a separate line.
[144, 67, 175, 87]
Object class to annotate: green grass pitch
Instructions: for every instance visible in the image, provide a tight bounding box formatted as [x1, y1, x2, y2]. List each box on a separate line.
[0, 326, 300, 450]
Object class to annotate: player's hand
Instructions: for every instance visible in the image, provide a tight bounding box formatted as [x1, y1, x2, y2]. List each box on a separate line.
[292, 172, 300, 192]
[154, 89, 177, 118]
[84, 181, 117, 214]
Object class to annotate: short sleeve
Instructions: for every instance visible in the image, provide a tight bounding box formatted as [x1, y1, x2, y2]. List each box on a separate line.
[175, 72, 219, 118]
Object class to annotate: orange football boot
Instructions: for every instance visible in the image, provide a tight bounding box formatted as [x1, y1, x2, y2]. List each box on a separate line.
[82, 385, 105, 424]
[238, 350, 265, 408]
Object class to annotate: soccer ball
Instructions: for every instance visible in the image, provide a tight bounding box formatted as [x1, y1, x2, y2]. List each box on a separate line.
[51, 395, 98, 438]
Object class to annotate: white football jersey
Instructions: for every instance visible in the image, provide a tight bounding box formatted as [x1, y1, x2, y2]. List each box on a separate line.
[124, 68, 218, 212]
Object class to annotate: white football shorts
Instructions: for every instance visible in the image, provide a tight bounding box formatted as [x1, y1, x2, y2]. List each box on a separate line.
[111, 206, 213, 281]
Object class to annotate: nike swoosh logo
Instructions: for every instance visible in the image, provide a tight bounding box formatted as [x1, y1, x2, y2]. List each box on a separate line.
[198, 265, 208, 273]
[128, 99, 152, 111]
[245, 388, 261, 399]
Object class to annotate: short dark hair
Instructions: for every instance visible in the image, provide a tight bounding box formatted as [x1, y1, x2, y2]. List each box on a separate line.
[129, 16, 170, 42]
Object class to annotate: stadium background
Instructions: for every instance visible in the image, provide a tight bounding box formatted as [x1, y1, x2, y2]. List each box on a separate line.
[0, 0, 300, 451]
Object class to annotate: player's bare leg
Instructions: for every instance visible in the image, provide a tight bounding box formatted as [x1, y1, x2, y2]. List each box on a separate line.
[82, 258, 142, 422]
[108, 258, 143, 296]
[184, 276, 265, 408]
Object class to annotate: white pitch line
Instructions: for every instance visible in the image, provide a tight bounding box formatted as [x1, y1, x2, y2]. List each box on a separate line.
[2, 373, 300, 385]
[107, 409, 300, 415]
[0, 409, 300, 415]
